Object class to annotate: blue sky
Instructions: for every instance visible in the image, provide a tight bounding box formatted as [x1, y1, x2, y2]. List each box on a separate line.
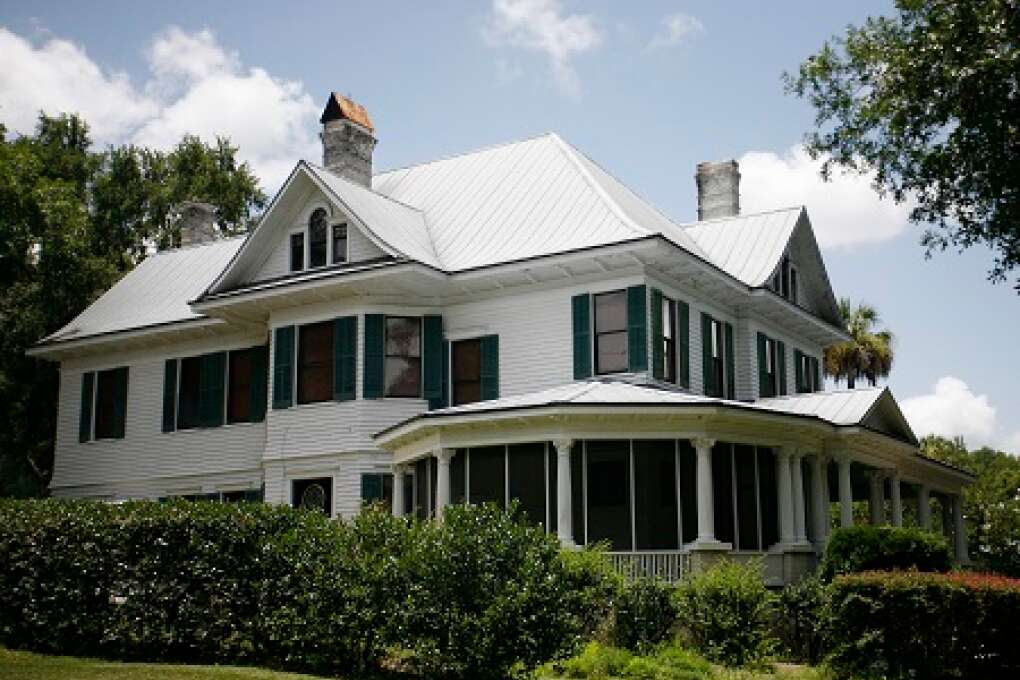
[2, 0, 1017, 451]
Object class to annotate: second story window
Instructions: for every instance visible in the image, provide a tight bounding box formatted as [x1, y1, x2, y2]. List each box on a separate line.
[332, 223, 348, 264]
[452, 338, 482, 406]
[660, 296, 677, 383]
[708, 318, 724, 397]
[594, 290, 627, 374]
[290, 233, 304, 272]
[309, 208, 328, 268]
[227, 349, 253, 424]
[297, 321, 333, 405]
[385, 316, 421, 397]
[761, 336, 777, 397]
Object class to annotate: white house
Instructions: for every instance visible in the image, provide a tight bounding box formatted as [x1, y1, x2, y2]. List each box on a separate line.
[30, 93, 972, 584]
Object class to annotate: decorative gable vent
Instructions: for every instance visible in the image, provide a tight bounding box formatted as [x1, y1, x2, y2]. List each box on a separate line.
[695, 160, 740, 220]
[320, 92, 377, 187]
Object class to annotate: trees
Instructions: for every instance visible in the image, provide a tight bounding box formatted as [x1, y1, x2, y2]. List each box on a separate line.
[0, 113, 266, 497]
[823, 298, 894, 388]
[785, 0, 1020, 290]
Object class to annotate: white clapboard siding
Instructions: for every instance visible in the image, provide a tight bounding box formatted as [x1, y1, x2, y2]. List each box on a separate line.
[746, 317, 824, 399]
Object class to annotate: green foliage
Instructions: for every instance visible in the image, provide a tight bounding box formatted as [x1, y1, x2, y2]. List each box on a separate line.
[771, 575, 826, 664]
[674, 561, 775, 668]
[547, 641, 712, 680]
[559, 544, 624, 641]
[822, 570, 1020, 680]
[0, 113, 266, 498]
[823, 299, 893, 388]
[612, 578, 679, 652]
[922, 434, 1020, 576]
[785, 0, 1020, 289]
[819, 525, 951, 580]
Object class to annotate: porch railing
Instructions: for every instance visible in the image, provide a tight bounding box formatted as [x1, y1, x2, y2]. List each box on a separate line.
[607, 550, 688, 583]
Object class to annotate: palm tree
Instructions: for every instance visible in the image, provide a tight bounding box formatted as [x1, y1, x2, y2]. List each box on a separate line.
[824, 298, 894, 388]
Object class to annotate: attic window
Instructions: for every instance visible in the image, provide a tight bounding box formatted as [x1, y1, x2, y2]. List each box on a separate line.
[332, 223, 348, 264]
[290, 233, 304, 272]
[309, 209, 328, 268]
[776, 256, 798, 303]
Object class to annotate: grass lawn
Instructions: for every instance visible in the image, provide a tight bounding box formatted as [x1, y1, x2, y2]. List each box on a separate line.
[0, 648, 328, 680]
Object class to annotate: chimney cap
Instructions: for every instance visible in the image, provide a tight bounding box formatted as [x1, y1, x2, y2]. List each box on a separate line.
[320, 92, 374, 133]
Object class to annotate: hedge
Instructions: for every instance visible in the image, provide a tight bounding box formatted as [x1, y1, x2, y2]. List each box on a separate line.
[0, 499, 598, 679]
[819, 525, 952, 579]
[824, 570, 1020, 680]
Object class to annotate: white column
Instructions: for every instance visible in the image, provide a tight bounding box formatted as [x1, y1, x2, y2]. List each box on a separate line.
[837, 454, 853, 528]
[810, 455, 828, 547]
[776, 447, 796, 545]
[889, 471, 903, 527]
[868, 471, 885, 525]
[791, 451, 808, 544]
[554, 439, 574, 546]
[392, 464, 406, 518]
[917, 484, 931, 530]
[952, 494, 969, 563]
[434, 449, 453, 523]
[693, 437, 719, 545]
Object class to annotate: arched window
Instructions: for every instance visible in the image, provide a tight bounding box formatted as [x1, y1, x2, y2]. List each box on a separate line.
[308, 208, 328, 268]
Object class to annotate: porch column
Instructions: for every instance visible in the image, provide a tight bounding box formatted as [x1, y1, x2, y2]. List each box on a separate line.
[693, 437, 718, 545]
[791, 451, 808, 544]
[889, 471, 903, 527]
[837, 454, 853, 528]
[776, 446, 796, 545]
[392, 464, 406, 518]
[917, 484, 932, 530]
[554, 439, 574, 546]
[434, 449, 453, 523]
[952, 494, 969, 563]
[810, 454, 828, 547]
[868, 471, 885, 525]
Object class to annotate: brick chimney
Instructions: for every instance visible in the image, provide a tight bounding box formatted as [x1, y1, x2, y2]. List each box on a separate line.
[695, 160, 740, 220]
[320, 92, 376, 187]
[177, 201, 218, 246]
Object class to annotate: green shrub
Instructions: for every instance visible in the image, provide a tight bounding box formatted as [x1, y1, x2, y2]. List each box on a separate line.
[819, 525, 951, 580]
[612, 578, 679, 651]
[823, 570, 1020, 679]
[674, 560, 775, 667]
[559, 544, 623, 642]
[772, 574, 826, 664]
[549, 641, 711, 680]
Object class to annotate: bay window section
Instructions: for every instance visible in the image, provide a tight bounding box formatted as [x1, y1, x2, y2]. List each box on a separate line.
[309, 208, 328, 268]
[594, 290, 627, 374]
[452, 338, 482, 406]
[297, 321, 333, 405]
[385, 316, 421, 397]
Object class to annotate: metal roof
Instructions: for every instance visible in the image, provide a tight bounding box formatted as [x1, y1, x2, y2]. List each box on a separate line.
[39, 237, 245, 345]
[757, 388, 887, 425]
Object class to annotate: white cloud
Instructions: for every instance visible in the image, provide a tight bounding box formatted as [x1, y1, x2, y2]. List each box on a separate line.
[902, 376, 999, 447]
[646, 13, 704, 51]
[483, 0, 602, 98]
[739, 144, 912, 249]
[0, 26, 319, 190]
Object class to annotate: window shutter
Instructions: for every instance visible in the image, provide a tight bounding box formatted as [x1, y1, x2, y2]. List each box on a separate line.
[273, 326, 295, 409]
[777, 340, 787, 395]
[423, 315, 444, 409]
[627, 285, 648, 372]
[794, 349, 805, 393]
[700, 313, 714, 396]
[250, 345, 268, 422]
[162, 359, 177, 433]
[199, 352, 226, 427]
[678, 300, 690, 388]
[440, 339, 450, 408]
[724, 322, 735, 399]
[363, 314, 385, 399]
[79, 371, 94, 443]
[333, 316, 357, 402]
[757, 332, 769, 398]
[361, 474, 383, 503]
[650, 288, 664, 380]
[571, 294, 591, 380]
[480, 334, 500, 401]
[112, 366, 128, 439]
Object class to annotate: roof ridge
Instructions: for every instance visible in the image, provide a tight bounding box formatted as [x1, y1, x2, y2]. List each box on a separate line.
[373, 132, 556, 177]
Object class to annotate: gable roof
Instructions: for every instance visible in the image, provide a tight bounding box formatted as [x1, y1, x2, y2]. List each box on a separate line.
[684, 207, 804, 286]
[757, 387, 918, 445]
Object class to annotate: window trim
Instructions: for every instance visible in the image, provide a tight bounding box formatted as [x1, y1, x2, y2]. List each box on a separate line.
[593, 289, 628, 376]
[384, 315, 423, 398]
[289, 206, 355, 272]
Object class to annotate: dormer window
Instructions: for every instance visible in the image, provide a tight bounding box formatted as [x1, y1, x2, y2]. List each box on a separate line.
[775, 256, 798, 303]
[332, 223, 348, 264]
[309, 208, 328, 268]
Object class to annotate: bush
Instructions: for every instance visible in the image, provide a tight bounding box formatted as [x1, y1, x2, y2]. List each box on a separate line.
[674, 560, 775, 667]
[772, 575, 826, 664]
[559, 544, 624, 642]
[612, 578, 679, 652]
[548, 641, 711, 680]
[823, 570, 1020, 679]
[819, 525, 951, 580]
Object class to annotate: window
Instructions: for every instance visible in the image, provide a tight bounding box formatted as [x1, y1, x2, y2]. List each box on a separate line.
[594, 290, 627, 374]
[660, 296, 677, 383]
[290, 232, 304, 272]
[762, 337, 777, 398]
[797, 351, 821, 393]
[177, 356, 203, 430]
[332, 223, 348, 264]
[91, 368, 127, 440]
[309, 208, 328, 268]
[452, 338, 482, 406]
[170, 349, 263, 431]
[361, 472, 394, 507]
[789, 267, 798, 304]
[297, 321, 334, 404]
[708, 318, 725, 397]
[292, 477, 332, 517]
[227, 349, 253, 424]
[776, 256, 798, 303]
[385, 316, 421, 397]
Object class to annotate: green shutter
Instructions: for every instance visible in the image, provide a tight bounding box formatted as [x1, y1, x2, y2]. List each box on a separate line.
[627, 285, 648, 372]
[273, 326, 295, 409]
[678, 300, 690, 388]
[777, 340, 787, 395]
[757, 332, 769, 398]
[199, 352, 225, 427]
[333, 316, 357, 402]
[112, 367, 128, 439]
[650, 288, 664, 380]
[701, 313, 715, 396]
[79, 371, 94, 443]
[480, 334, 499, 401]
[794, 349, 805, 393]
[571, 294, 591, 380]
[724, 322, 735, 399]
[250, 345, 268, 422]
[423, 315, 443, 409]
[361, 474, 383, 503]
[441, 340, 450, 408]
[162, 359, 177, 433]
[363, 314, 385, 399]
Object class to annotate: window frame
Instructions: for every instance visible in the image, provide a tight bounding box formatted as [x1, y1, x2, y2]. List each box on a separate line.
[660, 296, 677, 383]
[761, 336, 778, 398]
[451, 337, 483, 406]
[226, 348, 254, 424]
[296, 320, 335, 405]
[709, 318, 725, 398]
[91, 367, 126, 441]
[176, 355, 204, 431]
[289, 231, 305, 273]
[332, 222, 348, 264]
[593, 290, 628, 375]
[308, 208, 329, 269]
[384, 315, 422, 398]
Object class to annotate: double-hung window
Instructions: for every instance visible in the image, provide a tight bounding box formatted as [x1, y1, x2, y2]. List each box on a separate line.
[707, 318, 725, 397]
[80, 367, 128, 442]
[761, 336, 777, 397]
[594, 290, 628, 374]
[452, 338, 482, 406]
[169, 347, 265, 431]
[385, 316, 422, 397]
[660, 296, 677, 383]
[227, 349, 253, 424]
[297, 321, 333, 405]
[332, 223, 348, 264]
